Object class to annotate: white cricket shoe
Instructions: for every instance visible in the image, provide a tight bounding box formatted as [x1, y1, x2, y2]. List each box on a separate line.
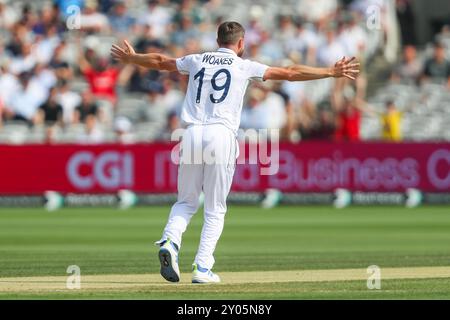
[156, 239, 180, 282]
[191, 263, 221, 283]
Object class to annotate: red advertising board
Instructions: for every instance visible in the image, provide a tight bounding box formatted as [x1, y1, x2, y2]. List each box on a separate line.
[0, 142, 449, 194]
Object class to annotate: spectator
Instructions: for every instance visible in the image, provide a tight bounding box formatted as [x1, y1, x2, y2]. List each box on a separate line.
[114, 116, 135, 144]
[246, 42, 266, 65]
[49, 41, 74, 83]
[108, 1, 135, 35]
[157, 111, 180, 141]
[335, 97, 361, 142]
[56, 79, 81, 124]
[138, 0, 173, 39]
[308, 108, 337, 140]
[98, 0, 116, 13]
[241, 87, 265, 130]
[79, 53, 120, 103]
[271, 82, 296, 141]
[3, 71, 47, 124]
[174, 0, 207, 25]
[8, 41, 38, 74]
[5, 22, 29, 57]
[244, 17, 264, 47]
[34, 63, 57, 90]
[32, 5, 60, 36]
[437, 25, 450, 43]
[119, 64, 161, 93]
[144, 82, 168, 126]
[160, 75, 184, 114]
[0, 64, 20, 116]
[73, 90, 99, 123]
[423, 41, 450, 82]
[35, 86, 63, 125]
[0, 0, 19, 29]
[19, 3, 37, 30]
[380, 100, 402, 141]
[393, 45, 423, 82]
[32, 24, 61, 66]
[297, 0, 338, 23]
[241, 86, 287, 131]
[286, 18, 319, 65]
[317, 25, 346, 67]
[274, 15, 296, 45]
[197, 17, 221, 51]
[170, 15, 200, 47]
[79, 0, 110, 33]
[259, 30, 285, 65]
[338, 13, 366, 60]
[77, 114, 104, 144]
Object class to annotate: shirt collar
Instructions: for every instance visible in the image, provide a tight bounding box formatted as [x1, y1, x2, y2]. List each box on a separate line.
[217, 47, 237, 56]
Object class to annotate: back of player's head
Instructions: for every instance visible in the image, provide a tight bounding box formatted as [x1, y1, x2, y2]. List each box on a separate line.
[217, 21, 245, 46]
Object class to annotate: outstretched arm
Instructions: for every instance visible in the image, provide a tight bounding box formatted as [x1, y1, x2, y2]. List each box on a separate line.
[263, 57, 360, 81]
[110, 40, 177, 72]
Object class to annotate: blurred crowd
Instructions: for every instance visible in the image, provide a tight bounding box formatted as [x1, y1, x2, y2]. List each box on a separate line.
[0, 0, 449, 144]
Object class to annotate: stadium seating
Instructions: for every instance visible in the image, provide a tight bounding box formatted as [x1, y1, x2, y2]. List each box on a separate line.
[0, 0, 449, 144]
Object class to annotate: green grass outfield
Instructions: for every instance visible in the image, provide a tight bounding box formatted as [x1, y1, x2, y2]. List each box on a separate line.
[0, 206, 450, 299]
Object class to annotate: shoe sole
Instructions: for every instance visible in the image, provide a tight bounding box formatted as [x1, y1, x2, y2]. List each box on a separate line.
[192, 279, 204, 284]
[191, 279, 220, 284]
[158, 248, 180, 282]
[192, 276, 220, 284]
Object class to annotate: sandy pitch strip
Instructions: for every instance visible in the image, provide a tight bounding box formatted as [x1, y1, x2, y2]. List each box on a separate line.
[1, 266, 450, 292]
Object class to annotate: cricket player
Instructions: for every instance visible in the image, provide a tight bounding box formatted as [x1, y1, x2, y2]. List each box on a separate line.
[111, 21, 359, 283]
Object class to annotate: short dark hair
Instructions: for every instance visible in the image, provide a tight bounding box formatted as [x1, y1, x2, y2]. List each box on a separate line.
[217, 21, 245, 45]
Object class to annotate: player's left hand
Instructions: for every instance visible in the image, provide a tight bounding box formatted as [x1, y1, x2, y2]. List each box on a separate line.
[332, 56, 360, 80]
[111, 40, 136, 64]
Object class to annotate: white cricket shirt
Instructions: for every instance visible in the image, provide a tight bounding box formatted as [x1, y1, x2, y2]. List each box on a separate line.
[176, 48, 269, 133]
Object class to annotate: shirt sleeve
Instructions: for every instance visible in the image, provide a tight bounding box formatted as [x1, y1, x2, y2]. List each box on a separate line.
[245, 60, 270, 81]
[176, 54, 195, 75]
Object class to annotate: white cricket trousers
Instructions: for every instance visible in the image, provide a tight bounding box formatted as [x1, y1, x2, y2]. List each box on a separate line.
[159, 124, 238, 270]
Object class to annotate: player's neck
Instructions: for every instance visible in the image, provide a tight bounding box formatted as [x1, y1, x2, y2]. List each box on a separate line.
[218, 46, 238, 55]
